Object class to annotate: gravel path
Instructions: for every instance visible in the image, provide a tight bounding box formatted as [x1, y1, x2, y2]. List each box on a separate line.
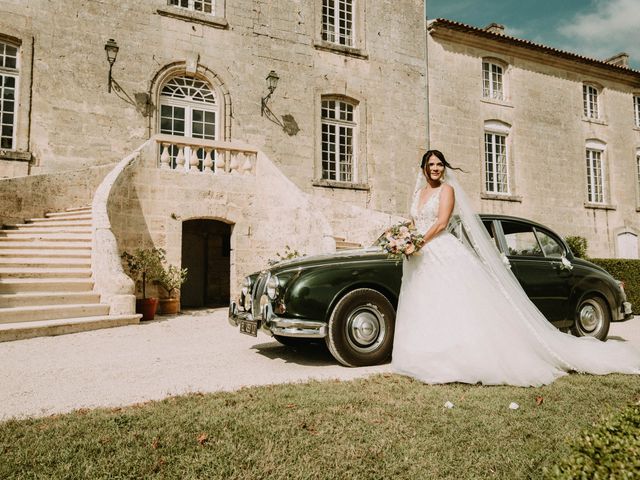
[0, 309, 390, 420]
[1, 310, 638, 421]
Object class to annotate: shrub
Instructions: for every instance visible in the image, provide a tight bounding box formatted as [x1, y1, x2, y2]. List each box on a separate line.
[158, 264, 188, 299]
[121, 247, 165, 299]
[589, 258, 640, 314]
[565, 235, 588, 258]
[268, 245, 304, 266]
[545, 402, 640, 479]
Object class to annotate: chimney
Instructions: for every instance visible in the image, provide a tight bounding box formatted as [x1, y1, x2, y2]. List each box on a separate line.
[605, 52, 629, 68]
[484, 23, 505, 35]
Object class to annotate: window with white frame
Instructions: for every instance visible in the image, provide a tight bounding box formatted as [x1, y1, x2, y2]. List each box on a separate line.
[0, 40, 19, 150]
[159, 76, 219, 170]
[322, 0, 354, 47]
[634, 95, 640, 127]
[321, 98, 357, 182]
[585, 146, 605, 204]
[583, 84, 599, 119]
[484, 121, 510, 194]
[482, 60, 504, 101]
[168, 0, 213, 14]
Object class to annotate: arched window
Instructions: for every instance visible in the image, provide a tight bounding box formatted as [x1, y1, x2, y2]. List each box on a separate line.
[158, 76, 219, 171]
[0, 40, 19, 150]
[159, 76, 218, 140]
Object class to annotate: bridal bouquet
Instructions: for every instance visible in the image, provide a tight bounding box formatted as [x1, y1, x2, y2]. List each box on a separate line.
[377, 221, 425, 260]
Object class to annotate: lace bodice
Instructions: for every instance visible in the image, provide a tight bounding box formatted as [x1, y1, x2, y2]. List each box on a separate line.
[410, 186, 441, 233]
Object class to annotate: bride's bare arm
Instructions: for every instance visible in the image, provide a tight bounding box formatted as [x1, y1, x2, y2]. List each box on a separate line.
[419, 184, 455, 246]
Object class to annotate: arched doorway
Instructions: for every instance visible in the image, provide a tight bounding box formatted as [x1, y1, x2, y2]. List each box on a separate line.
[617, 231, 638, 259]
[181, 219, 232, 307]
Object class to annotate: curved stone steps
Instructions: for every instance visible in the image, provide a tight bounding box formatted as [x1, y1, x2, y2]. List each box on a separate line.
[0, 291, 101, 308]
[0, 278, 95, 293]
[0, 314, 140, 342]
[0, 205, 141, 341]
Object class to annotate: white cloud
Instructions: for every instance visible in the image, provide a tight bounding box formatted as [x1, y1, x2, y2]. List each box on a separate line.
[557, 0, 640, 63]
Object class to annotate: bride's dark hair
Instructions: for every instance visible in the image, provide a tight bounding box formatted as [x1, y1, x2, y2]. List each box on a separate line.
[421, 149, 465, 172]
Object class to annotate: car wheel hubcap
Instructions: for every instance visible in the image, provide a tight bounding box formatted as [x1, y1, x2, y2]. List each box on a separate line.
[346, 306, 385, 353]
[579, 300, 603, 333]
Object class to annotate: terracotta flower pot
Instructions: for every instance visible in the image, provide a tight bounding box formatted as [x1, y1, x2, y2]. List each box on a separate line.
[136, 297, 159, 321]
[159, 297, 180, 315]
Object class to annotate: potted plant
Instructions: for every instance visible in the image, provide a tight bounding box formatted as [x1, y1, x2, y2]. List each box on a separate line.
[157, 264, 188, 315]
[121, 247, 165, 320]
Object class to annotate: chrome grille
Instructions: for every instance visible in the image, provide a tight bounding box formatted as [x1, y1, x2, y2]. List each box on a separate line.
[252, 271, 269, 318]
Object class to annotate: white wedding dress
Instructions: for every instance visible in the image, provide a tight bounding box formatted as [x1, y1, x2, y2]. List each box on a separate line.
[391, 183, 640, 387]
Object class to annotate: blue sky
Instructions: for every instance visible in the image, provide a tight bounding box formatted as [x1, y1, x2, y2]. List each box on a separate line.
[427, 0, 640, 70]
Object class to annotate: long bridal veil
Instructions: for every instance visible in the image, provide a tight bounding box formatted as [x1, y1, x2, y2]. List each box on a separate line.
[419, 168, 640, 376]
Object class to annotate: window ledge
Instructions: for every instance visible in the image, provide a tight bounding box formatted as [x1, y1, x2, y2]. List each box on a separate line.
[312, 179, 370, 191]
[481, 193, 522, 202]
[156, 6, 228, 29]
[480, 98, 513, 108]
[633, 126, 640, 132]
[584, 202, 616, 210]
[582, 117, 607, 126]
[0, 150, 31, 162]
[313, 41, 368, 60]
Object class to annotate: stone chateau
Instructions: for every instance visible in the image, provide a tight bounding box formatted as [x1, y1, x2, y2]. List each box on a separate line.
[0, 1, 638, 338]
[427, 19, 640, 259]
[0, 0, 425, 337]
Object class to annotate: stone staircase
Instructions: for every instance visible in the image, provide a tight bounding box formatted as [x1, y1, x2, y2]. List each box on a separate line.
[333, 236, 363, 251]
[0, 206, 140, 342]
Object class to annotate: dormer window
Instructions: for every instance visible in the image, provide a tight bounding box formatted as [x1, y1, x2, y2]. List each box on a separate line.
[583, 84, 599, 119]
[168, 0, 213, 14]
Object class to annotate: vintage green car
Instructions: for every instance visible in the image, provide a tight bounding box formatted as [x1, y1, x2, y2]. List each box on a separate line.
[229, 215, 633, 367]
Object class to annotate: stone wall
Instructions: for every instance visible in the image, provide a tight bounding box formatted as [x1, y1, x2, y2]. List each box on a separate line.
[0, 0, 427, 217]
[0, 163, 111, 226]
[427, 27, 640, 258]
[105, 141, 401, 296]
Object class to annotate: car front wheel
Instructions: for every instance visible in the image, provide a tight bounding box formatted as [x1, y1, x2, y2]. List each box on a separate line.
[325, 288, 395, 367]
[571, 296, 610, 341]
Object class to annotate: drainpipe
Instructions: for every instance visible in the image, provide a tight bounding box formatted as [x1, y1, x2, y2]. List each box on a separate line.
[423, 0, 430, 148]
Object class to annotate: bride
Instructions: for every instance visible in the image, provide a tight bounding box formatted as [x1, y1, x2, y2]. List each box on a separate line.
[391, 150, 640, 386]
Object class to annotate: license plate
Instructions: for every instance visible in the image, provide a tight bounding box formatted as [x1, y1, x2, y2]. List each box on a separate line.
[240, 320, 259, 337]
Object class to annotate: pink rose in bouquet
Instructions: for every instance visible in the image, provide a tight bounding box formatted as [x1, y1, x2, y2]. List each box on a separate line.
[377, 221, 425, 260]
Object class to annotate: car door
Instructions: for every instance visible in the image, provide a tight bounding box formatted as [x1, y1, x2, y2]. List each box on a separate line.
[496, 220, 572, 322]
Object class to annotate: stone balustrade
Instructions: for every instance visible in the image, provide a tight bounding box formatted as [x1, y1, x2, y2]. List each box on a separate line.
[155, 134, 258, 174]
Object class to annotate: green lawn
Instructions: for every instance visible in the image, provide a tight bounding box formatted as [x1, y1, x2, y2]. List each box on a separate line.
[1, 373, 638, 479]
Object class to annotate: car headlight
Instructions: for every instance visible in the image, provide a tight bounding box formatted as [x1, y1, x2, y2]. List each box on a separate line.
[241, 276, 253, 297]
[242, 294, 252, 311]
[266, 274, 279, 299]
